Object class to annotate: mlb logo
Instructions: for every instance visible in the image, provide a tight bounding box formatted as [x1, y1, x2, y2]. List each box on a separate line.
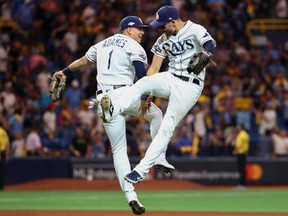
[128, 22, 135, 26]
[156, 12, 159, 20]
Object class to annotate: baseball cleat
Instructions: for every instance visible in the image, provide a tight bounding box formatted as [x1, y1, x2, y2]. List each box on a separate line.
[129, 200, 145, 215]
[125, 170, 144, 184]
[100, 95, 113, 122]
[154, 159, 175, 173]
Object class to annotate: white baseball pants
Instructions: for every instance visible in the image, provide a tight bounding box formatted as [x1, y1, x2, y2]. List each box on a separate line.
[112, 72, 204, 177]
[97, 86, 164, 202]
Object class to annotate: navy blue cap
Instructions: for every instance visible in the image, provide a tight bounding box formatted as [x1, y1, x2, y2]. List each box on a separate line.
[150, 6, 180, 28]
[120, 16, 149, 29]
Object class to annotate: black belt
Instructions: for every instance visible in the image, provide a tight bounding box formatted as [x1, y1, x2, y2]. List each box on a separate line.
[173, 74, 200, 85]
[96, 85, 126, 95]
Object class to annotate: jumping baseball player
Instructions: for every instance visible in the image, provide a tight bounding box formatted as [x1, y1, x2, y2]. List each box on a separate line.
[99, 6, 216, 184]
[53, 15, 174, 215]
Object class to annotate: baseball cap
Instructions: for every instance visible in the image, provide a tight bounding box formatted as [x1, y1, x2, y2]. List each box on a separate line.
[120, 16, 149, 30]
[150, 6, 180, 28]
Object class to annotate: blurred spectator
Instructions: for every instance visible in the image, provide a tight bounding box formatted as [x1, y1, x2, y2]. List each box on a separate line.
[0, 82, 16, 116]
[0, 121, 10, 190]
[267, 59, 286, 76]
[63, 79, 83, 110]
[30, 51, 48, 76]
[136, 123, 152, 158]
[57, 103, 76, 151]
[234, 94, 253, 131]
[69, 126, 91, 158]
[0, 41, 9, 83]
[77, 100, 97, 132]
[224, 127, 236, 156]
[43, 103, 57, 137]
[192, 105, 208, 139]
[35, 69, 50, 96]
[90, 129, 106, 159]
[1, 0, 12, 20]
[208, 128, 225, 156]
[272, 129, 288, 157]
[175, 127, 193, 157]
[236, 107, 252, 131]
[14, 0, 35, 31]
[275, 0, 288, 18]
[207, 0, 226, 14]
[233, 124, 250, 188]
[258, 103, 277, 135]
[11, 132, 26, 157]
[58, 102, 77, 125]
[25, 127, 43, 156]
[26, 84, 41, 109]
[272, 73, 288, 94]
[191, 132, 201, 157]
[8, 108, 24, 141]
[266, 40, 281, 61]
[192, 105, 209, 155]
[82, 5, 96, 26]
[218, 95, 237, 136]
[256, 129, 274, 158]
[63, 24, 79, 55]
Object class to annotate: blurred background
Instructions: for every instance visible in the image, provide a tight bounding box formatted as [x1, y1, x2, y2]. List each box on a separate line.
[0, 0, 288, 186]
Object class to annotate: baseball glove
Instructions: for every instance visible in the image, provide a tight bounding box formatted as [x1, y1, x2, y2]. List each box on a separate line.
[48, 74, 66, 102]
[187, 51, 213, 75]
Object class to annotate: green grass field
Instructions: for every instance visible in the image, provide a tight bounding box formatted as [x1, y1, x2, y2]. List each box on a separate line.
[0, 189, 288, 212]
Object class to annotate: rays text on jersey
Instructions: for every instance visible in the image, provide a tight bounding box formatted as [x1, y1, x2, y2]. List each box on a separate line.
[162, 39, 194, 56]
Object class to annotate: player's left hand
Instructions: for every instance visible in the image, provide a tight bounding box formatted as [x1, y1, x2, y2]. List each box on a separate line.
[139, 95, 153, 118]
[187, 51, 214, 75]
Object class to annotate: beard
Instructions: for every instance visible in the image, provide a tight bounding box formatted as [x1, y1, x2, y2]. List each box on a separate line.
[164, 27, 176, 37]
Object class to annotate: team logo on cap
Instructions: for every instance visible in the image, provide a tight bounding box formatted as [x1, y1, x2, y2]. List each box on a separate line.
[128, 22, 135, 26]
[156, 12, 159, 21]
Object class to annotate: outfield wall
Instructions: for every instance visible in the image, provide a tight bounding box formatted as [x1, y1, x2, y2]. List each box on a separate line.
[5, 157, 288, 185]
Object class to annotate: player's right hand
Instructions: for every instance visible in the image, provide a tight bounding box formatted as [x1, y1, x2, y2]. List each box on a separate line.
[139, 96, 153, 118]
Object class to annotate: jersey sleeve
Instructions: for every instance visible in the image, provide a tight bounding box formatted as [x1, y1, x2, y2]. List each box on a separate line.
[126, 41, 148, 67]
[151, 34, 167, 58]
[85, 44, 98, 63]
[193, 24, 216, 48]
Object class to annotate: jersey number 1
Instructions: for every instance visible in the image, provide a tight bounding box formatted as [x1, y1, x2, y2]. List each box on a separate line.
[107, 50, 113, 69]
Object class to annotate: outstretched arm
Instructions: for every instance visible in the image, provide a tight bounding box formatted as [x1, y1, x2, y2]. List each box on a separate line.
[147, 54, 164, 76]
[54, 55, 91, 78]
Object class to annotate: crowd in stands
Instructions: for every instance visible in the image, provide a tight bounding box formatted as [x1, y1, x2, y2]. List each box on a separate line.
[0, 0, 288, 159]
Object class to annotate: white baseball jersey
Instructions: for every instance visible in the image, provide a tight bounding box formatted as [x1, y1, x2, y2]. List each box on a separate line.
[86, 33, 148, 89]
[111, 20, 216, 178]
[151, 20, 216, 81]
[85, 33, 166, 204]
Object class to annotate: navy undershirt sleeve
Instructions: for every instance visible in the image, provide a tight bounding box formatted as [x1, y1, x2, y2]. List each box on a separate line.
[203, 40, 215, 55]
[133, 60, 149, 101]
[133, 60, 146, 80]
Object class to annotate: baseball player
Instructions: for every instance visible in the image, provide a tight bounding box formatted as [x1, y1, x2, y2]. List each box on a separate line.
[53, 16, 174, 215]
[99, 6, 216, 183]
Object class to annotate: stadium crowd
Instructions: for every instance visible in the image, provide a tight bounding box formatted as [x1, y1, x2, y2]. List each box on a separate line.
[0, 0, 288, 159]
